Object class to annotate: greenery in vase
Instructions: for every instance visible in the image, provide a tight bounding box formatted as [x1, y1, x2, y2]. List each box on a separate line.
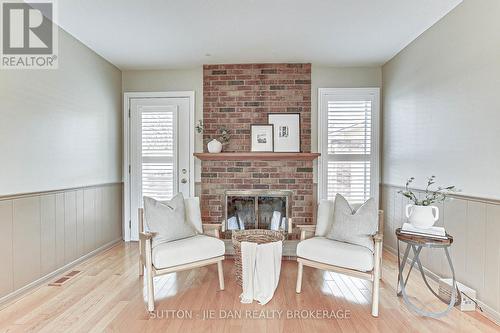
[398, 176, 458, 206]
[195, 120, 204, 134]
[195, 120, 231, 145]
[217, 126, 231, 145]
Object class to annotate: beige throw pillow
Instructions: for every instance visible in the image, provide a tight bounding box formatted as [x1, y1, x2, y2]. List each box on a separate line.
[143, 193, 198, 247]
[326, 194, 378, 252]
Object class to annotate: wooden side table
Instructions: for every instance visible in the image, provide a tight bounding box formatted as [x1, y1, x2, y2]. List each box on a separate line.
[396, 228, 456, 318]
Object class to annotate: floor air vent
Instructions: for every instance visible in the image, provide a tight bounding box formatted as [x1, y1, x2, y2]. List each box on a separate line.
[49, 270, 81, 286]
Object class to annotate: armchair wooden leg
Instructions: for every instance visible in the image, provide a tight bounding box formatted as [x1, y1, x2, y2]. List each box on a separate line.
[379, 256, 383, 280]
[372, 243, 382, 317]
[371, 275, 380, 316]
[296, 262, 303, 293]
[146, 263, 155, 312]
[145, 238, 155, 312]
[217, 260, 225, 290]
[139, 257, 144, 276]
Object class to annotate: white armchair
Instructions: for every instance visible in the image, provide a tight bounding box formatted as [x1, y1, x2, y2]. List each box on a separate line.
[295, 201, 384, 317]
[138, 197, 225, 311]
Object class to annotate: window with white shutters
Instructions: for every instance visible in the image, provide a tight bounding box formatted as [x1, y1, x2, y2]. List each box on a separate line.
[319, 89, 379, 204]
[141, 109, 176, 200]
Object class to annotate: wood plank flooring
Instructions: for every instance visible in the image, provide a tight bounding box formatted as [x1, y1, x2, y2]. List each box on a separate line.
[0, 242, 498, 333]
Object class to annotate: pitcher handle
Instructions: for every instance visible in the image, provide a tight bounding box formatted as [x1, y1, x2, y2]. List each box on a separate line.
[431, 206, 439, 221]
[405, 204, 413, 219]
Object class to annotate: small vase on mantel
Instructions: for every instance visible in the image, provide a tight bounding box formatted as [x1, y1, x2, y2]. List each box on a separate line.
[405, 204, 439, 229]
[207, 139, 223, 153]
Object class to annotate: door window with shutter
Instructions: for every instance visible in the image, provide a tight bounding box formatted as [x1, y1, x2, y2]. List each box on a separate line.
[141, 109, 176, 200]
[318, 88, 380, 204]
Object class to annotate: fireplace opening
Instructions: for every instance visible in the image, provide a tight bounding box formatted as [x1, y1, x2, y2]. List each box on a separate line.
[225, 190, 292, 233]
[226, 196, 255, 231]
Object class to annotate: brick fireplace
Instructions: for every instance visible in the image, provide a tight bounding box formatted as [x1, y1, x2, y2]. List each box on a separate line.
[199, 63, 315, 237]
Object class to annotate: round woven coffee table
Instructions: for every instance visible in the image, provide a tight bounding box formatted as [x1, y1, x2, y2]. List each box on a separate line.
[396, 228, 456, 318]
[232, 229, 285, 286]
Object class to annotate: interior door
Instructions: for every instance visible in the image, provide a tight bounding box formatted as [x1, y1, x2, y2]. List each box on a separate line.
[129, 97, 191, 240]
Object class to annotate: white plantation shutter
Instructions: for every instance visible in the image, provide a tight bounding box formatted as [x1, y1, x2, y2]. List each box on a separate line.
[141, 109, 177, 200]
[319, 89, 379, 204]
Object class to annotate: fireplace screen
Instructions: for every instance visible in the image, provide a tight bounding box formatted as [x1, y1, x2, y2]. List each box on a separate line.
[225, 190, 292, 232]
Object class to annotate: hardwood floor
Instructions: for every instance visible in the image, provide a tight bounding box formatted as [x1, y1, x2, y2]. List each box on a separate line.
[0, 242, 497, 333]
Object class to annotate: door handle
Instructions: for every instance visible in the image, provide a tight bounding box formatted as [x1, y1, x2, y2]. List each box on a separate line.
[181, 168, 187, 174]
[181, 178, 188, 184]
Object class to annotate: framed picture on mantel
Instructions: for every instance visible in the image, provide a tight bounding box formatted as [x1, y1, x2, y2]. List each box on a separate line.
[251, 124, 274, 152]
[268, 113, 301, 152]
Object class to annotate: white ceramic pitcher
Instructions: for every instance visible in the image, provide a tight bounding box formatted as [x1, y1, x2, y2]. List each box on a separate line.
[405, 204, 439, 229]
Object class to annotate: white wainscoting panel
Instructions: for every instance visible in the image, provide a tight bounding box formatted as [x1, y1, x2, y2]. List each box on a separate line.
[55, 193, 65, 268]
[64, 191, 78, 264]
[0, 201, 13, 296]
[41, 195, 57, 276]
[13, 197, 41, 290]
[0, 183, 122, 301]
[484, 205, 500, 313]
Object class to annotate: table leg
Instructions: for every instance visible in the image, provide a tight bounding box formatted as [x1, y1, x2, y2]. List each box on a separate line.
[444, 247, 457, 307]
[397, 243, 412, 295]
[404, 245, 422, 287]
[397, 239, 400, 292]
[398, 245, 457, 318]
[413, 247, 445, 301]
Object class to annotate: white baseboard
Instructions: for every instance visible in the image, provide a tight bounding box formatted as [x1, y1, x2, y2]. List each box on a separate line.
[477, 300, 500, 326]
[0, 238, 122, 309]
[383, 244, 500, 326]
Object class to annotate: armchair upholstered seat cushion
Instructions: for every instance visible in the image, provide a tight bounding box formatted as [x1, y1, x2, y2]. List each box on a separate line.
[152, 234, 225, 269]
[296, 237, 374, 272]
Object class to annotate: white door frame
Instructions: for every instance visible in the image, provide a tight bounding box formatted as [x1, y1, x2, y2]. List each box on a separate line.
[122, 91, 195, 241]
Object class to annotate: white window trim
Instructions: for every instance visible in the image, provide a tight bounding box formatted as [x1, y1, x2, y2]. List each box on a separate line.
[123, 91, 195, 242]
[318, 88, 380, 204]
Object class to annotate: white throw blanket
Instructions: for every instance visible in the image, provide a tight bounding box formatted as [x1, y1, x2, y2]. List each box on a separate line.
[240, 240, 282, 305]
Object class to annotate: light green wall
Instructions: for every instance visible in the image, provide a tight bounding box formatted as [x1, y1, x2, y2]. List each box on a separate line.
[382, 0, 500, 199]
[0, 28, 122, 195]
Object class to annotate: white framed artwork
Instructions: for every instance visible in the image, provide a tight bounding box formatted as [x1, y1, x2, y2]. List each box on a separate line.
[268, 113, 301, 152]
[251, 124, 274, 152]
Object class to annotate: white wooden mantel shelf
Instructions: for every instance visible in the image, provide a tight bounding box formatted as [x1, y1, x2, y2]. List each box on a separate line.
[193, 152, 321, 161]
